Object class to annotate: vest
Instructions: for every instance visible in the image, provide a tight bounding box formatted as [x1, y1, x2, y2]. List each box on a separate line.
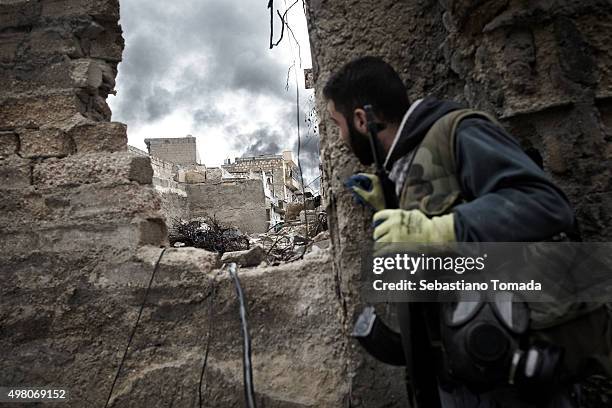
[397, 109, 497, 214]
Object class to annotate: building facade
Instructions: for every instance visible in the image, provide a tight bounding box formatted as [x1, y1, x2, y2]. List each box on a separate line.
[221, 150, 303, 205]
[132, 140, 302, 231]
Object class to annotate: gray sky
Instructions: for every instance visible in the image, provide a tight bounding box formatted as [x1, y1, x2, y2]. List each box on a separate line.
[108, 0, 320, 187]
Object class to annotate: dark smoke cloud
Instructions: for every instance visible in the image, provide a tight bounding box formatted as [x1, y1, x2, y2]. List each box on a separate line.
[231, 128, 284, 157]
[293, 129, 321, 189]
[243, 139, 282, 157]
[113, 0, 292, 123]
[110, 0, 319, 178]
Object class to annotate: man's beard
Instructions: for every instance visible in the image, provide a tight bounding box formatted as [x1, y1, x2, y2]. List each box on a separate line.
[347, 120, 375, 166]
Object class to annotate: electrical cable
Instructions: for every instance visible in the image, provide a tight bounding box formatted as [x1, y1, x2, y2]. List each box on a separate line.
[198, 275, 218, 408]
[104, 247, 167, 408]
[227, 263, 257, 408]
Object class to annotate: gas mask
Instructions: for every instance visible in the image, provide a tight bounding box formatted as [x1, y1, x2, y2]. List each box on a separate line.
[441, 291, 564, 398]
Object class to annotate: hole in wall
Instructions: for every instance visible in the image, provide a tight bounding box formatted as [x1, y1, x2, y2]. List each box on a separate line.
[107, 0, 324, 242]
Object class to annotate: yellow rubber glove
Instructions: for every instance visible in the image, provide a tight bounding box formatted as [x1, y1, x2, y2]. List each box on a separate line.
[344, 173, 385, 211]
[372, 209, 456, 243]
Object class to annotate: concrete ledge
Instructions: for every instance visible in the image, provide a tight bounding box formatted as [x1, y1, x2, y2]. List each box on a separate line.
[0, 183, 162, 228]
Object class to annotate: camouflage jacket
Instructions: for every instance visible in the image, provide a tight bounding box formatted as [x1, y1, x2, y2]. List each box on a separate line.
[384, 96, 575, 242]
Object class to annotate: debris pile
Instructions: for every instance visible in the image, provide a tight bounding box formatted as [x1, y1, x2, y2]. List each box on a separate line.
[169, 216, 250, 253]
[253, 223, 310, 264]
[169, 210, 329, 267]
[251, 213, 329, 265]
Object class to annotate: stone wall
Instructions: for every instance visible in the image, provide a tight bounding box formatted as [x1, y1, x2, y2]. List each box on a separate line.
[0, 1, 351, 407]
[103, 250, 348, 408]
[187, 178, 269, 234]
[142, 154, 188, 224]
[0, 0, 167, 247]
[0, 0, 172, 404]
[305, 0, 612, 406]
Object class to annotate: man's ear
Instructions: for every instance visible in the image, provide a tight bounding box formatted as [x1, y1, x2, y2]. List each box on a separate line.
[353, 108, 368, 134]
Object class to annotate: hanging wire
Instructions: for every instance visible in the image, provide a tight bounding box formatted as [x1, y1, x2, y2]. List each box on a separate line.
[104, 247, 167, 408]
[198, 275, 218, 408]
[268, 0, 299, 49]
[280, 0, 309, 240]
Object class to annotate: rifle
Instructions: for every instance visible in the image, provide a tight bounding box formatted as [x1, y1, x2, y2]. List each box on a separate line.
[352, 105, 441, 408]
[363, 105, 398, 209]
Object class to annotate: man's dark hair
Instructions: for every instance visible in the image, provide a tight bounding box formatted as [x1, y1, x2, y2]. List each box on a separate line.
[323, 56, 410, 124]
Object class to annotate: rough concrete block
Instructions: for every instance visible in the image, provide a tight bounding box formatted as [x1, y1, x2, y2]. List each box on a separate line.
[107, 252, 348, 407]
[19, 127, 75, 158]
[0, 61, 71, 94]
[0, 1, 41, 30]
[99, 60, 117, 91]
[137, 246, 221, 284]
[88, 25, 123, 62]
[1, 221, 148, 256]
[0, 182, 163, 228]
[28, 28, 83, 60]
[0, 187, 46, 226]
[0, 155, 31, 189]
[33, 152, 153, 188]
[220, 245, 266, 267]
[135, 217, 168, 247]
[0, 131, 19, 158]
[70, 58, 103, 90]
[41, 0, 120, 21]
[63, 114, 126, 153]
[77, 19, 105, 40]
[0, 31, 27, 64]
[0, 92, 84, 128]
[0, 60, 115, 96]
[90, 94, 112, 120]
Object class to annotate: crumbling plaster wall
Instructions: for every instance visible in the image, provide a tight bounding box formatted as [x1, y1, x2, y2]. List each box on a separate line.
[187, 178, 270, 234]
[144, 152, 269, 233]
[147, 155, 190, 223]
[223, 155, 301, 203]
[0, 1, 349, 407]
[305, 0, 612, 406]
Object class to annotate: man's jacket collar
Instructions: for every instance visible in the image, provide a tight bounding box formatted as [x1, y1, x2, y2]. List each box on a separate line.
[384, 96, 463, 171]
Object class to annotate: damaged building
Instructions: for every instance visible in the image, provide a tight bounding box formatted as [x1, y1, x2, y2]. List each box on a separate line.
[130, 136, 311, 234]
